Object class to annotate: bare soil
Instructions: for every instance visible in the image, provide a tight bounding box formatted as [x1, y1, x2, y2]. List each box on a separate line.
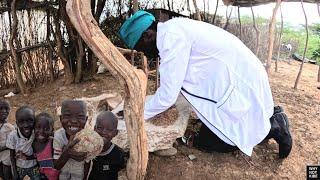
[3, 60, 320, 179]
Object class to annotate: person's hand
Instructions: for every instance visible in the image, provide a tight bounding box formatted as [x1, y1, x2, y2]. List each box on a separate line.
[16, 151, 28, 160]
[64, 138, 87, 162]
[68, 149, 87, 162]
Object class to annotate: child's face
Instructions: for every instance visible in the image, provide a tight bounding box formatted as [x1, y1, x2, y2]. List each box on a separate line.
[0, 101, 10, 123]
[95, 117, 118, 144]
[16, 109, 35, 138]
[35, 117, 53, 143]
[60, 102, 87, 137]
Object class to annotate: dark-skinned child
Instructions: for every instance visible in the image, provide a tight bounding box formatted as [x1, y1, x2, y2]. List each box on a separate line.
[53, 100, 90, 180]
[6, 106, 40, 180]
[0, 100, 15, 179]
[33, 113, 59, 180]
[87, 111, 125, 180]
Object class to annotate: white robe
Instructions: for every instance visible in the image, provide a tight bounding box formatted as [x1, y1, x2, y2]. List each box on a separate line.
[144, 18, 274, 156]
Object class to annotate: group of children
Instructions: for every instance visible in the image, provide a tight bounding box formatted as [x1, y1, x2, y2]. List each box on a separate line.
[0, 99, 125, 180]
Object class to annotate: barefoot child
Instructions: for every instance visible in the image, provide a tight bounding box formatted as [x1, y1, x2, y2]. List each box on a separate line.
[0, 100, 15, 179]
[6, 106, 40, 180]
[53, 100, 90, 180]
[88, 111, 125, 180]
[33, 113, 59, 180]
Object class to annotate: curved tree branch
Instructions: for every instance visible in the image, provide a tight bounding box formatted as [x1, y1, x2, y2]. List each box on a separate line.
[66, 0, 148, 179]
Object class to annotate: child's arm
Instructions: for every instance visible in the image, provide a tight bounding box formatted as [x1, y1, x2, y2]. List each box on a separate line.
[83, 161, 91, 180]
[0, 146, 8, 152]
[54, 138, 87, 170]
[10, 149, 19, 180]
[15, 151, 36, 160]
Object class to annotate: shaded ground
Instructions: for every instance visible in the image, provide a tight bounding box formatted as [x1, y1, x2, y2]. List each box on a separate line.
[3, 60, 320, 179]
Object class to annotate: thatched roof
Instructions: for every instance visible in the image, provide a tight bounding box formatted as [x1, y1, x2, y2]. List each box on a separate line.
[222, 0, 319, 7]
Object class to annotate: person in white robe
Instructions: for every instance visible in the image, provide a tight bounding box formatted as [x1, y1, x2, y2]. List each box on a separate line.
[119, 10, 292, 158]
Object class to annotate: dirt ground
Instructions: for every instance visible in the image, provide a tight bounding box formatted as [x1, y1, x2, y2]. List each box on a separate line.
[2, 60, 320, 179]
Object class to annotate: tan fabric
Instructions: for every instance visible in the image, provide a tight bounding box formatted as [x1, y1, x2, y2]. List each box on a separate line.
[0, 150, 11, 166]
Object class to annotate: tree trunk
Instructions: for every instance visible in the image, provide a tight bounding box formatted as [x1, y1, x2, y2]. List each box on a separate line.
[223, 6, 233, 30]
[203, 0, 206, 21]
[318, 65, 320, 82]
[251, 4, 260, 56]
[294, 0, 309, 90]
[238, 6, 242, 40]
[132, 0, 139, 13]
[192, 0, 201, 21]
[212, 0, 219, 24]
[66, 1, 148, 180]
[317, 3, 320, 82]
[167, 0, 171, 11]
[95, 0, 107, 22]
[275, 5, 283, 72]
[53, 13, 74, 84]
[47, 5, 54, 81]
[266, 0, 281, 74]
[75, 37, 84, 83]
[9, 0, 26, 94]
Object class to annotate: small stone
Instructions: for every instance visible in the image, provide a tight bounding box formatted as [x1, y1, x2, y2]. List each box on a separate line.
[154, 147, 177, 157]
[59, 86, 67, 91]
[82, 88, 87, 92]
[188, 154, 196, 161]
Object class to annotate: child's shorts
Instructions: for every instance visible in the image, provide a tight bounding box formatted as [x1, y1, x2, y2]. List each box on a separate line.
[0, 150, 11, 166]
[17, 166, 41, 180]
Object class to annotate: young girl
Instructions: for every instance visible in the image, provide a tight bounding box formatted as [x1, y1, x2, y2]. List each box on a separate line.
[33, 113, 59, 180]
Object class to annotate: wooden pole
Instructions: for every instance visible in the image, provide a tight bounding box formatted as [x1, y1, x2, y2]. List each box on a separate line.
[250, 2, 260, 56]
[9, 0, 26, 94]
[294, 0, 309, 90]
[223, 6, 233, 30]
[238, 6, 242, 40]
[66, 1, 148, 179]
[132, 0, 139, 13]
[212, 0, 219, 24]
[275, 4, 283, 72]
[46, 2, 54, 81]
[266, 0, 281, 74]
[192, 0, 201, 21]
[317, 3, 320, 83]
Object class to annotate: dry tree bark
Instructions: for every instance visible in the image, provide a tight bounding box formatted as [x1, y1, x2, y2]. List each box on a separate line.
[275, 4, 283, 73]
[223, 6, 233, 30]
[46, 5, 54, 81]
[317, 3, 320, 83]
[266, 0, 281, 74]
[75, 37, 84, 83]
[53, 14, 74, 84]
[238, 6, 242, 40]
[9, 0, 26, 94]
[66, 1, 148, 180]
[132, 0, 139, 13]
[192, 0, 201, 21]
[250, 2, 260, 56]
[212, 0, 219, 24]
[294, 0, 309, 89]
